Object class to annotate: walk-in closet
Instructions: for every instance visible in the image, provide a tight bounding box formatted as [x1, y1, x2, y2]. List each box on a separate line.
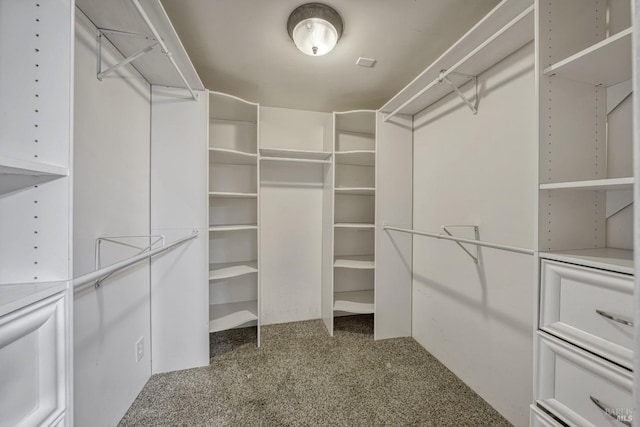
[1, 0, 638, 426]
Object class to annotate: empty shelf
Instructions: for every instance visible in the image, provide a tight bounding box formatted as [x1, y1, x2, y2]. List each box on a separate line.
[335, 187, 375, 196]
[209, 261, 258, 281]
[0, 156, 68, 196]
[334, 223, 375, 229]
[539, 177, 634, 191]
[209, 224, 258, 232]
[209, 191, 258, 198]
[540, 249, 633, 275]
[334, 256, 375, 269]
[335, 150, 375, 167]
[260, 148, 332, 161]
[209, 148, 257, 165]
[209, 300, 258, 333]
[334, 290, 374, 314]
[544, 28, 632, 86]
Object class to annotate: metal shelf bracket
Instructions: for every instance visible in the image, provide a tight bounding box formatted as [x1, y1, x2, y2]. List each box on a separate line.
[441, 225, 479, 263]
[96, 28, 159, 81]
[439, 71, 478, 115]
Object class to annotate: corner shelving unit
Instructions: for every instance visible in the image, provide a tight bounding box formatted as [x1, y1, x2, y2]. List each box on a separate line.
[329, 110, 377, 333]
[208, 91, 260, 345]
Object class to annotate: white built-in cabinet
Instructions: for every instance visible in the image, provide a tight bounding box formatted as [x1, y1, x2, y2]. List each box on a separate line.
[208, 92, 261, 345]
[330, 111, 376, 330]
[0, 0, 73, 425]
[533, 0, 635, 425]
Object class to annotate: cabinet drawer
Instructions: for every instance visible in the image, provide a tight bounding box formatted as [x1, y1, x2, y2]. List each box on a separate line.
[540, 260, 634, 369]
[536, 332, 633, 427]
[530, 405, 562, 427]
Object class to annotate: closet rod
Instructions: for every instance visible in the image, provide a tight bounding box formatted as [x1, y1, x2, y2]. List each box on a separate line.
[73, 230, 198, 293]
[383, 4, 534, 122]
[131, 0, 198, 101]
[383, 225, 534, 256]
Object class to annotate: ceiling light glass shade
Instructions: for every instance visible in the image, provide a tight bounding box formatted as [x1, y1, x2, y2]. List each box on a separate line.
[287, 3, 343, 56]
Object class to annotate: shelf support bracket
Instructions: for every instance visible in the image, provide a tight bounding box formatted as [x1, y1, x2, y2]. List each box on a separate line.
[441, 225, 479, 263]
[96, 29, 158, 81]
[439, 71, 478, 115]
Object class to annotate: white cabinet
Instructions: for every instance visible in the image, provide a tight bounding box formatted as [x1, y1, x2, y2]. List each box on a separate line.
[331, 111, 376, 329]
[0, 0, 73, 425]
[0, 283, 69, 427]
[534, 1, 634, 424]
[208, 92, 260, 344]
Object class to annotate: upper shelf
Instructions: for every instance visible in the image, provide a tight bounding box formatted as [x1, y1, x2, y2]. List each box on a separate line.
[335, 151, 375, 167]
[380, 0, 534, 118]
[540, 249, 633, 276]
[539, 177, 634, 191]
[260, 148, 332, 164]
[76, 0, 203, 91]
[544, 28, 632, 87]
[209, 92, 258, 122]
[335, 110, 376, 134]
[335, 187, 376, 196]
[209, 148, 257, 165]
[0, 156, 69, 197]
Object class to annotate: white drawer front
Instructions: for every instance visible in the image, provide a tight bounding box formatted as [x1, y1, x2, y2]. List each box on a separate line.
[536, 332, 633, 427]
[540, 260, 634, 369]
[530, 405, 562, 427]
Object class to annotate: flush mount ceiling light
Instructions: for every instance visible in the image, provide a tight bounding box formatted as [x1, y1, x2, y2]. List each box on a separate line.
[287, 3, 343, 56]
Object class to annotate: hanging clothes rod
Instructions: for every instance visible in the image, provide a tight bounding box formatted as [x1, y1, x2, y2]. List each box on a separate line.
[73, 230, 198, 293]
[131, 0, 198, 101]
[383, 4, 534, 122]
[383, 224, 534, 256]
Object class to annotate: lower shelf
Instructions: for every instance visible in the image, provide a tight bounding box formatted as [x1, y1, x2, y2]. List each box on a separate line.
[209, 261, 258, 281]
[334, 255, 375, 270]
[540, 248, 633, 275]
[209, 300, 258, 333]
[334, 290, 374, 314]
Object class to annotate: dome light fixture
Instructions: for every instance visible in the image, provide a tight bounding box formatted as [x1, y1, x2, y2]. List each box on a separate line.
[287, 3, 343, 56]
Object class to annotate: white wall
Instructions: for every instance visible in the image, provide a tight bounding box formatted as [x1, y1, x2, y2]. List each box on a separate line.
[73, 13, 151, 426]
[411, 44, 535, 426]
[259, 106, 332, 325]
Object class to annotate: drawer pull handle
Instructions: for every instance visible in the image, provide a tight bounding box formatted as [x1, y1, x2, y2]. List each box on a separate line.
[590, 396, 632, 426]
[596, 309, 634, 327]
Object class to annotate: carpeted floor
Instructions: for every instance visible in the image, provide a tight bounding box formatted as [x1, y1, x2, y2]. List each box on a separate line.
[119, 315, 512, 426]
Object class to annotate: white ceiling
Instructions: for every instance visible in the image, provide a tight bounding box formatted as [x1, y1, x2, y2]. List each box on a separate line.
[160, 0, 501, 112]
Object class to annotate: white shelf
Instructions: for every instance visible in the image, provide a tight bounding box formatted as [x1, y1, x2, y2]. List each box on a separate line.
[209, 261, 258, 281]
[0, 156, 69, 196]
[539, 177, 634, 191]
[209, 148, 257, 165]
[334, 223, 375, 229]
[209, 224, 258, 232]
[544, 28, 632, 86]
[380, 1, 534, 116]
[208, 191, 258, 199]
[540, 249, 633, 275]
[335, 150, 375, 167]
[334, 290, 374, 314]
[334, 187, 375, 196]
[209, 300, 258, 333]
[334, 255, 375, 270]
[260, 148, 332, 161]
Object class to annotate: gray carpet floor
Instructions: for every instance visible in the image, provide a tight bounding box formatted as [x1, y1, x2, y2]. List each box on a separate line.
[119, 315, 512, 426]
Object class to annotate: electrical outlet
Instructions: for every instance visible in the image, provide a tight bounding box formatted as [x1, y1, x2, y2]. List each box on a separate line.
[135, 337, 144, 363]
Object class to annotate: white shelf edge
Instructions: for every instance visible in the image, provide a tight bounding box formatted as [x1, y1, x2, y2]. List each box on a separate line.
[208, 191, 258, 198]
[208, 147, 257, 157]
[260, 157, 331, 165]
[333, 290, 375, 314]
[334, 187, 376, 195]
[0, 156, 69, 177]
[539, 177, 634, 191]
[540, 249, 634, 275]
[209, 262, 258, 281]
[543, 27, 632, 84]
[334, 223, 375, 229]
[209, 301, 258, 333]
[259, 148, 333, 160]
[335, 150, 375, 155]
[209, 224, 258, 232]
[334, 259, 375, 269]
